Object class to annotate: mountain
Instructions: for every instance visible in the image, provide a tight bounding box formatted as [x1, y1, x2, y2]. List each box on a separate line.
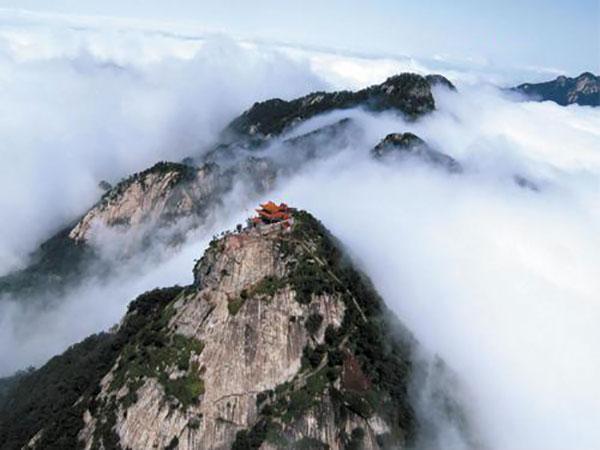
[0, 72, 456, 303]
[224, 73, 444, 141]
[513, 72, 600, 106]
[0, 208, 474, 450]
[371, 133, 462, 173]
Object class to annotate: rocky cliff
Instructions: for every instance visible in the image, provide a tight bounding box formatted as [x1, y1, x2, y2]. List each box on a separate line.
[69, 162, 220, 243]
[0, 209, 473, 450]
[513, 72, 600, 106]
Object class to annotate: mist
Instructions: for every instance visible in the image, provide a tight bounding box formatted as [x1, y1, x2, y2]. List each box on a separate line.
[0, 18, 328, 273]
[0, 187, 257, 375]
[1, 10, 600, 450]
[270, 89, 600, 449]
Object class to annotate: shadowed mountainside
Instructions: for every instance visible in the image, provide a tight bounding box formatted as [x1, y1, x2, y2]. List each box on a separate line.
[513, 72, 600, 106]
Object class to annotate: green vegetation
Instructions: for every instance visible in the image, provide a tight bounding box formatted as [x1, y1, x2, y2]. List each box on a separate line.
[91, 396, 121, 450]
[249, 275, 287, 299]
[292, 436, 329, 449]
[345, 427, 365, 450]
[228, 73, 433, 138]
[164, 368, 205, 408]
[0, 285, 186, 450]
[0, 225, 97, 298]
[166, 436, 179, 450]
[0, 367, 34, 406]
[102, 161, 197, 202]
[109, 288, 205, 409]
[286, 254, 332, 305]
[231, 418, 271, 450]
[0, 332, 122, 450]
[233, 210, 417, 447]
[290, 211, 416, 438]
[0, 208, 420, 449]
[229, 275, 287, 315]
[228, 297, 246, 315]
[305, 312, 323, 335]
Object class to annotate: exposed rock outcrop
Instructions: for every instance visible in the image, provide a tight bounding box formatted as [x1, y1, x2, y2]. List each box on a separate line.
[69, 162, 223, 243]
[513, 72, 600, 106]
[0, 209, 475, 450]
[371, 133, 462, 173]
[0, 159, 276, 299]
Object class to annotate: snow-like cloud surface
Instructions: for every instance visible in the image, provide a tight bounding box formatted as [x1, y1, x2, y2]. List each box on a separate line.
[1, 9, 599, 450]
[272, 90, 600, 450]
[0, 12, 327, 272]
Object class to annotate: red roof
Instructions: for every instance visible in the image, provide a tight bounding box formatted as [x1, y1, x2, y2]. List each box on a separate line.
[254, 202, 293, 224]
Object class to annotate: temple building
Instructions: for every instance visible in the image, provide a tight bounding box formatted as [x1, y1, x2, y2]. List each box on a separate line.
[251, 201, 294, 226]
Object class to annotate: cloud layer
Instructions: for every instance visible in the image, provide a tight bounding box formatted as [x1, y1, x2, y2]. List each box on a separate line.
[0, 15, 328, 272]
[271, 88, 600, 449]
[1, 10, 600, 450]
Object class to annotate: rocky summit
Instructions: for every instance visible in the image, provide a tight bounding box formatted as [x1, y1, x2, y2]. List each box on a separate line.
[513, 72, 600, 106]
[0, 208, 473, 450]
[371, 133, 462, 173]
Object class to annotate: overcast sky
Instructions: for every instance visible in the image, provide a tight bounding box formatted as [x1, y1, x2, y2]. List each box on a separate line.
[0, 0, 598, 75]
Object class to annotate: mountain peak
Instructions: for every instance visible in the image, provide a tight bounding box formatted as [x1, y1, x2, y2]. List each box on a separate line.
[514, 72, 600, 106]
[371, 132, 462, 173]
[0, 207, 474, 449]
[225, 72, 437, 140]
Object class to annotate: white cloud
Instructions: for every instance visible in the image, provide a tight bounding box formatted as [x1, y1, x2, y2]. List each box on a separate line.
[0, 14, 328, 272]
[271, 88, 600, 449]
[1, 9, 599, 449]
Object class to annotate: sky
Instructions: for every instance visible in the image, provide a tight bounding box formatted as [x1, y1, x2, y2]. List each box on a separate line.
[0, 0, 598, 75]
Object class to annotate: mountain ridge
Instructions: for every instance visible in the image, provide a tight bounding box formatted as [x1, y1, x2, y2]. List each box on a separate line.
[0, 208, 474, 450]
[0, 72, 454, 303]
[513, 72, 600, 106]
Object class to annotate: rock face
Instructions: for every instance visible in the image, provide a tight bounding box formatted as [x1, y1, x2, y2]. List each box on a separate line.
[371, 133, 462, 173]
[226, 73, 436, 140]
[0, 210, 473, 450]
[69, 162, 223, 243]
[0, 159, 275, 299]
[513, 72, 600, 106]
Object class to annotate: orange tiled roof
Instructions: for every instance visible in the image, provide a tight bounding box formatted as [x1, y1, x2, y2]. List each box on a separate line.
[260, 201, 280, 213]
[254, 201, 293, 224]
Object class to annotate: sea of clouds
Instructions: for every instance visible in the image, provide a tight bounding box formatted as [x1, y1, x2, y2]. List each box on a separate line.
[1, 9, 599, 450]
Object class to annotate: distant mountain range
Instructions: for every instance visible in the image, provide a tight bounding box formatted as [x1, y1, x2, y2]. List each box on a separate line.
[513, 72, 599, 106]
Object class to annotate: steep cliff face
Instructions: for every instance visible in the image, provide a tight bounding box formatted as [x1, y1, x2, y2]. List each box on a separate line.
[69, 162, 223, 243]
[0, 209, 473, 450]
[0, 158, 275, 298]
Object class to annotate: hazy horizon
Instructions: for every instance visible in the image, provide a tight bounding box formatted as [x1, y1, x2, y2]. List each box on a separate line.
[0, 1, 597, 77]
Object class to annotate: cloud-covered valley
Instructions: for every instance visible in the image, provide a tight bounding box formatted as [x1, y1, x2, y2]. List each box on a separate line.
[1, 9, 599, 450]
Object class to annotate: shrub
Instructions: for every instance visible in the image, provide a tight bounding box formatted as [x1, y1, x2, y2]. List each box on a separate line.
[228, 297, 246, 315]
[305, 313, 323, 335]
